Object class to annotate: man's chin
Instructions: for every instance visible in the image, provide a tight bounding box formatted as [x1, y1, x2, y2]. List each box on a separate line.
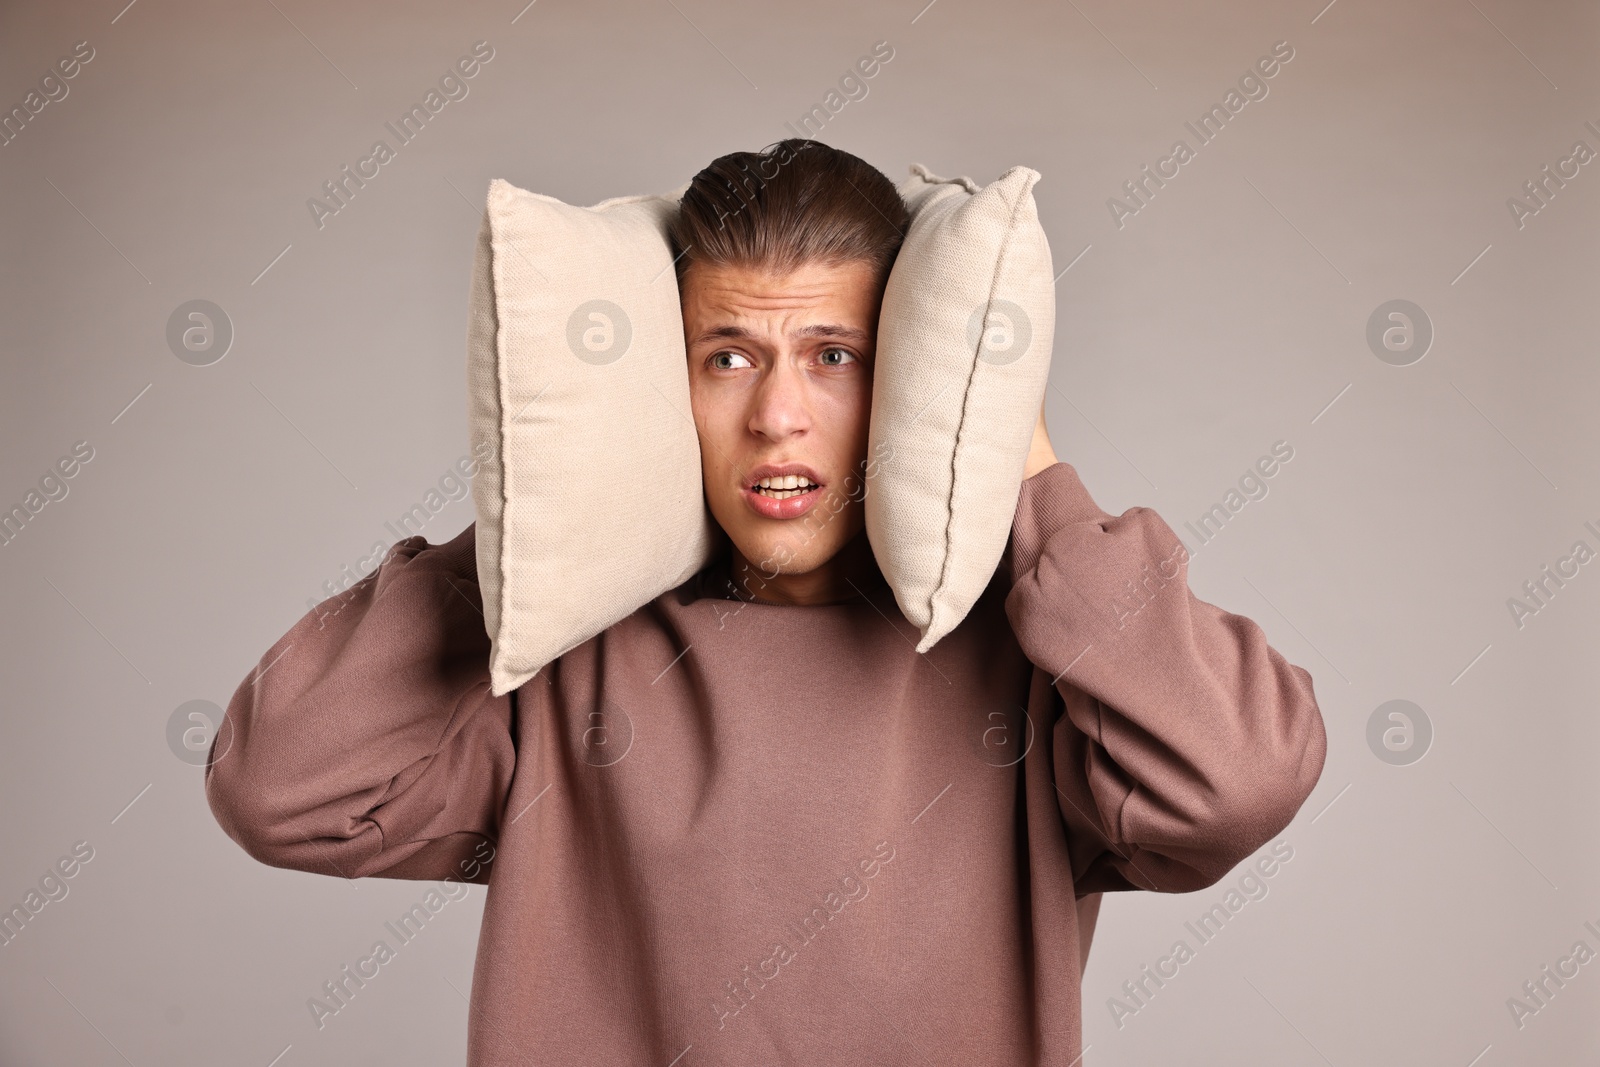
[731, 541, 831, 577]
[712, 501, 865, 576]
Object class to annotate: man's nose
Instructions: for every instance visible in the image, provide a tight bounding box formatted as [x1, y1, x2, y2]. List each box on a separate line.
[748, 355, 811, 441]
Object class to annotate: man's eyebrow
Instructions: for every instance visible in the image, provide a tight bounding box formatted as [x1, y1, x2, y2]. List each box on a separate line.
[689, 325, 756, 347]
[796, 324, 870, 343]
[688, 323, 870, 347]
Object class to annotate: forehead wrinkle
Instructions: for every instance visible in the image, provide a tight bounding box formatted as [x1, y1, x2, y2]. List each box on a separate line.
[689, 322, 870, 348]
[684, 260, 880, 349]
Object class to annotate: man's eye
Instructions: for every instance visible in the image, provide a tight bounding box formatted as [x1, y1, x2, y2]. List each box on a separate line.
[710, 351, 753, 370]
[818, 347, 857, 366]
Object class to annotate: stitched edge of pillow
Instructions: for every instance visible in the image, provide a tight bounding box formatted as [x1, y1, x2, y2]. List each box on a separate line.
[461, 186, 506, 682]
[483, 178, 519, 692]
[879, 165, 973, 638]
[878, 164, 1051, 654]
[902, 165, 972, 639]
[920, 164, 1043, 652]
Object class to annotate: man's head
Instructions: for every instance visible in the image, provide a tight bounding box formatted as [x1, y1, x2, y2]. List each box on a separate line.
[668, 139, 909, 605]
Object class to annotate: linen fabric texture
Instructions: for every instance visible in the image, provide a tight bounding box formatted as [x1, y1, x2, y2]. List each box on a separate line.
[866, 163, 1057, 654]
[466, 178, 716, 696]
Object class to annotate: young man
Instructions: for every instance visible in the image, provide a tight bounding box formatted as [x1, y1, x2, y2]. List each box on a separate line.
[207, 140, 1327, 1066]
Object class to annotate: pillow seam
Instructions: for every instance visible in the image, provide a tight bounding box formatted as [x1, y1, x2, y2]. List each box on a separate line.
[929, 174, 1035, 630]
[485, 185, 518, 685]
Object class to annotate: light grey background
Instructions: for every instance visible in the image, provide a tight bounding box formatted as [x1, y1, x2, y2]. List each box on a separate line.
[2, 0, 1596, 1063]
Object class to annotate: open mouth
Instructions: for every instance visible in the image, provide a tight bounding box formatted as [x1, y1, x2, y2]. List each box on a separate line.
[751, 476, 822, 501]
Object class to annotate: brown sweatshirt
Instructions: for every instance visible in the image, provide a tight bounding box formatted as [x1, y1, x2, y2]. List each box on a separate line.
[205, 461, 1327, 1065]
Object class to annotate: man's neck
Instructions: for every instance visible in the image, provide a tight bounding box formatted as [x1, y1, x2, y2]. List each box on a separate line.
[727, 530, 882, 606]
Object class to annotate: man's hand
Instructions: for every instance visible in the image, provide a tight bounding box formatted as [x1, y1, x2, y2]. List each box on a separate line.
[1022, 397, 1058, 480]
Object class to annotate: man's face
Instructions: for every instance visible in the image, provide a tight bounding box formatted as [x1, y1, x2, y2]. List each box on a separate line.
[682, 258, 882, 593]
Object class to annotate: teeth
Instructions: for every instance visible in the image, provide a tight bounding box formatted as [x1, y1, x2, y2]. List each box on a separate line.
[753, 474, 816, 500]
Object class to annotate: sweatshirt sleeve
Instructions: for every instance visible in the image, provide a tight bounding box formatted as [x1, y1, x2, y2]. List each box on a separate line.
[205, 522, 515, 885]
[1003, 462, 1327, 896]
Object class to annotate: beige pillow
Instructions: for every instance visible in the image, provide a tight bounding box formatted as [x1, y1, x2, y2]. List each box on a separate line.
[466, 178, 716, 696]
[866, 163, 1057, 653]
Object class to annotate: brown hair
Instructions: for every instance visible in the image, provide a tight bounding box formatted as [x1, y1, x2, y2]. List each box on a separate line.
[668, 138, 909, 288]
